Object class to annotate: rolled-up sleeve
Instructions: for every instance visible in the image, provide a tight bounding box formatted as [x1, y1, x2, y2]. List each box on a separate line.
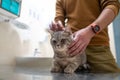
[55, 0, 66, 25]
[100, 0, 120, 16]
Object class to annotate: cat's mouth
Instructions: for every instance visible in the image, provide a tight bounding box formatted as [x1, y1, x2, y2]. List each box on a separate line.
[55, 48, 66, 52]
[54, 46, 67, 51]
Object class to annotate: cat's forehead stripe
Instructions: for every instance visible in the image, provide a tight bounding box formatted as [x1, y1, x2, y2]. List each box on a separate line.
[54, 32, 62, 40]
[52, 31, 71, 42]
[58, 32, 62, 40]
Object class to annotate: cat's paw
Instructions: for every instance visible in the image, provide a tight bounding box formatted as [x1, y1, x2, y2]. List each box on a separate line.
[64, 68, 75, 74]
[81, 63, 91, 73]
[51, 67, 62, 73]
[83, 63, 90, 70]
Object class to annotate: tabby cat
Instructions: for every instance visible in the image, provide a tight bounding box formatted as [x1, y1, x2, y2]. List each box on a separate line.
[48, 28, 89, 74]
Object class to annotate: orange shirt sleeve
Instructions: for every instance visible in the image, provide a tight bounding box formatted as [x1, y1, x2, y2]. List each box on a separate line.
[55, 0, 66, 25]
[100, 0, 120, 16]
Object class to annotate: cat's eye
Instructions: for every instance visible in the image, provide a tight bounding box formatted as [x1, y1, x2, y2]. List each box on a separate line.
[61, 39, 66, 44]
[52, 40, 57, 44]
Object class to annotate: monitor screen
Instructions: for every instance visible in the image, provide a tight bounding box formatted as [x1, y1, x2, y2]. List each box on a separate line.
[1, 0, 21, 16]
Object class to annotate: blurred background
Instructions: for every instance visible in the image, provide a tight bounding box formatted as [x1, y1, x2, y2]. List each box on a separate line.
[0, 0, 120, 67]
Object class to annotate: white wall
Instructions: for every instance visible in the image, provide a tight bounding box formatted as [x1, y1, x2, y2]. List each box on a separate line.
[108, 23, 116, 59]
[0, 21, 54, 66]
[0, 22, 22, 66]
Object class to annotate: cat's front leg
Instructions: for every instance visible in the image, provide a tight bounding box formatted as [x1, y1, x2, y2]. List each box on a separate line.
[64, 62, 79, 74]
[51, 61, 62, 73]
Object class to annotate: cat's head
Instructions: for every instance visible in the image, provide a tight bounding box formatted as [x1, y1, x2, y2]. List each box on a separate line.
[48, 27, 73, 53]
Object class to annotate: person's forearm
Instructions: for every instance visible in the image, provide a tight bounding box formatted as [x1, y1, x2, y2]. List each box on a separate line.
[92, 8, 116, 31]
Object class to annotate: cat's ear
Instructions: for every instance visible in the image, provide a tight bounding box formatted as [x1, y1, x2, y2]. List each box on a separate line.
[46, 28, 54, 35]
[64, 26, 72, 35]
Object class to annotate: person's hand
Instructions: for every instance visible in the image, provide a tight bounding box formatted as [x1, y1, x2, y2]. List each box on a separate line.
[49, 21, 65, 31]
[68, 26, 95, 56]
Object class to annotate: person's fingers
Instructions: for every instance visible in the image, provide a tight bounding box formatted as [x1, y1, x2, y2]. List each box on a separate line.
[68, 37, 83, 55]
[52, 21, 58, 31]
[49, 22, 54, 31]
[69, 43, 86, 57]
[57, 20, 63, 27]
[80, 45, 86, 54]
[49, 23, 53, 30]
[68, 39, 81, 53]
[68, 33, 79, 49]
[69, 43, 84, 56]
[57, 21, 64, 31]
[50, 21, 65, 31]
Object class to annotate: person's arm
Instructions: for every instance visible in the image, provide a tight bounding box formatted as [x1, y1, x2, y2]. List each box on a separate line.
[68, 3, 120, 56]
[92, 0, 120, 32]
[91, 6, 119, 33]
[88, 7, 118, 38]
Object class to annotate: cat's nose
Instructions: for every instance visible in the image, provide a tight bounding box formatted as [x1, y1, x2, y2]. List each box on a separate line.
[57, 44, 59, 46]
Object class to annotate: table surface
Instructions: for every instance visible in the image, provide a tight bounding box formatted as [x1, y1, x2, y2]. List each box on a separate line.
[0, 66, 120, 80]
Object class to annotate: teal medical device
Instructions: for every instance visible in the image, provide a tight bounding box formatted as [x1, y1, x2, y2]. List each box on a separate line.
[0, 0, 22, 20]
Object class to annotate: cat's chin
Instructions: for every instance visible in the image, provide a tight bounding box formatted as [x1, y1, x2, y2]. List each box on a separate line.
[54, 50, 68, 58]
[55, 49, 66, 53]
[54, 47, 67, 51]
[56, 53, 68, 58]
